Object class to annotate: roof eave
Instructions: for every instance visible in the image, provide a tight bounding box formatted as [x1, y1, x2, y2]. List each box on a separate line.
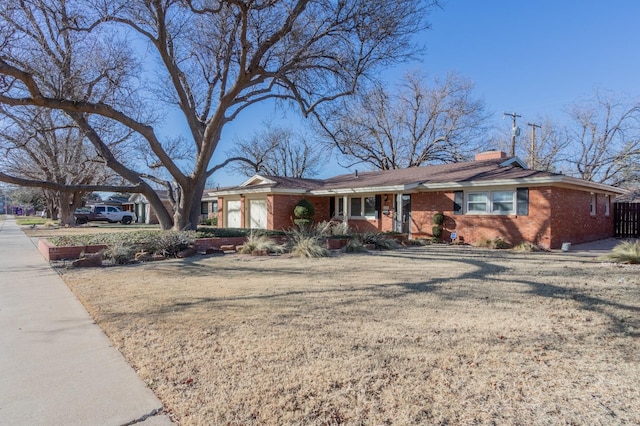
[420, 176, 627, 194]
[310, 182, 421, 195]
[206, 187, 310, 197]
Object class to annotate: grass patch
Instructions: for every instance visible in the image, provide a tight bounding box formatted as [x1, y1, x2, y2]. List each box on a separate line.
[61, 248, 640, 425]
[16, 217, 56, 226]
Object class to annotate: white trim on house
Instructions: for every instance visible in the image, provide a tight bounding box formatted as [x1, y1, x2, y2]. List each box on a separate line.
[499, 157, 528, 168]
[311, 183, 422, 196]
[239, 175, 277, 187]
[419, 176, 627, 195]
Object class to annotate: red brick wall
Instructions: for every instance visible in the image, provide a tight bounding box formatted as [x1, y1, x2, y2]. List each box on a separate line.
[436, 188, 553, 248]
[216, 196, 224, 228]
[339, 193, 396, 233]
[219, 187, 614, 249]
[408, 187, 613, 249]
[269, 195, 330, 230]
[548, 188, 613, 248]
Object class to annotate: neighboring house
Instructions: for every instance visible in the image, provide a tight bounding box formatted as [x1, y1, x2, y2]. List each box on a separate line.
[205, 151, 627, 249]
[128, 190, 217, 225]
[614, 188, 640, 203]
[126, 190, 175, 224]
[201, 191, 219, 223]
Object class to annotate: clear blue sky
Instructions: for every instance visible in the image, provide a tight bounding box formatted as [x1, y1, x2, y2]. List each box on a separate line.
[210, 0, 640, 187]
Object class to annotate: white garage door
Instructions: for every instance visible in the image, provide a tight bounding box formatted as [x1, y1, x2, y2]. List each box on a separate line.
[249, 199, 267, 229]
[226, 200, 241, 228]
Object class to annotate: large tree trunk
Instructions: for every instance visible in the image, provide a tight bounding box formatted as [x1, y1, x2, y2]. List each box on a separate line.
[187, 177, 207, 231]
[57, 192, 74, 226]
[142, 187, 174, 230]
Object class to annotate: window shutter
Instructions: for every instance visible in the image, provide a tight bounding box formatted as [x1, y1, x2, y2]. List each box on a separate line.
[375, 195, 382, 219]
[517, 188, 529, 215]
[329, 197, 335, 217]
[453, 191, 463, 215]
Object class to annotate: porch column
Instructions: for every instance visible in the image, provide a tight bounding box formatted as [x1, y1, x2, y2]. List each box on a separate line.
[342, 195, 348, 224]
[395, 194, 402, 233]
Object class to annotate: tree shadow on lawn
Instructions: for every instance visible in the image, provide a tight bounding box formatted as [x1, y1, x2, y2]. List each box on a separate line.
[381, 249, 640, 336]
[111, 248, 639, 337]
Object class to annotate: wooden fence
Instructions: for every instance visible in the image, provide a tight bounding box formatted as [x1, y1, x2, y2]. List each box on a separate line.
[614, 202, 640, 238]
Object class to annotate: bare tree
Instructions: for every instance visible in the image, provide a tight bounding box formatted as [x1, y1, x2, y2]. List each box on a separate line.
[515, 118, 570, 173]
[563, 90, 640, 186]
[318, 72, 488, 170]
[0, 0, 438, 229]
[0, 107, 123, 224]
[228, 125, 324, 178]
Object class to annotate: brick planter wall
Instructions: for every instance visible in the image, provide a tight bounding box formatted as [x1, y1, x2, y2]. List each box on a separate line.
[38, 239, 107, 261]
[194, 237, 247, 252]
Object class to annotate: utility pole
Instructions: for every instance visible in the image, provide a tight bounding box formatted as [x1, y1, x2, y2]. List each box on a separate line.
[503, 112, 521, 156]
[526, 122, 541, 169]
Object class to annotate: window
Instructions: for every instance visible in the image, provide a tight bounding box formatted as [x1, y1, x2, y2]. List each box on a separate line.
[467, 193, 488, 213]
[590, 193, 596, 216]
[364, 196, 377, 216]
[337, 196, 378, 218]
[464, 189, 525, 215]
[453, 191, 463, 215]
[350, 197, 361, 216]
[491, 191, 515, 213]
[212, 200, 218, 213]
[200, 202, 208, 215]
[604, 195, 610, 216]
[516, 188, 529, 215]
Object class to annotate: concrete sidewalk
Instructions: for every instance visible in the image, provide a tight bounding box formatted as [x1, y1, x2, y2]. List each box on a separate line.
[0, 217, 172, 426]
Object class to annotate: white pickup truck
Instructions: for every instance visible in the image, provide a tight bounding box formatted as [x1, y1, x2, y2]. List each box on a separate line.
[74, 205, 136, 225]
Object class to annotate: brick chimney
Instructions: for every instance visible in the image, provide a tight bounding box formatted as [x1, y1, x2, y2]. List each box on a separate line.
[475, 150, 507, 161]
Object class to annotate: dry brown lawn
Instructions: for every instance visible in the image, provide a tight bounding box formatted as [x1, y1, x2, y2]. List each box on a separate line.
[59, 245, 639, 425]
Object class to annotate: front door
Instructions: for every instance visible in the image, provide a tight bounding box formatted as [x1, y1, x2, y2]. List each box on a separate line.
[394, 194, 412, 235]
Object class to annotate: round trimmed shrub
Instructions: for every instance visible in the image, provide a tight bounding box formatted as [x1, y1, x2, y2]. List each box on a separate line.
[433, 213, 445, 225]
[293, 198, 315, 228]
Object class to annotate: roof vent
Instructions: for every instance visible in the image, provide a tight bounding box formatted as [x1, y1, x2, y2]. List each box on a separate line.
[355, 170, 358, 178]
[475, 151, 507, 161]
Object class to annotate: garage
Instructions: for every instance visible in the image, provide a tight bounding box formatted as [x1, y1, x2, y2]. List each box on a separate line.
[226, 200, 241, 228]
[248, 199, 267, 229]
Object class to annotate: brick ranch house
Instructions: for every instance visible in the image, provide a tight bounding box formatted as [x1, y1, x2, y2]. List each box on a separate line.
[205, 151, 627, 249]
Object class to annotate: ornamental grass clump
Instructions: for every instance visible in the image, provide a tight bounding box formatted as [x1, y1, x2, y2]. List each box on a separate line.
[103, 243, 136, 265]
[475, 237, 511, 250]
[141, 230, 196, 257]
[342, 237, 368, 253]
[361, 232, 401, 250]
[603, 240, 640, 264]
[512, 241, 544, 252]
[288, 230, 329, 258]
[238, 233, 285, 255]
[314, 220, 351, 237]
